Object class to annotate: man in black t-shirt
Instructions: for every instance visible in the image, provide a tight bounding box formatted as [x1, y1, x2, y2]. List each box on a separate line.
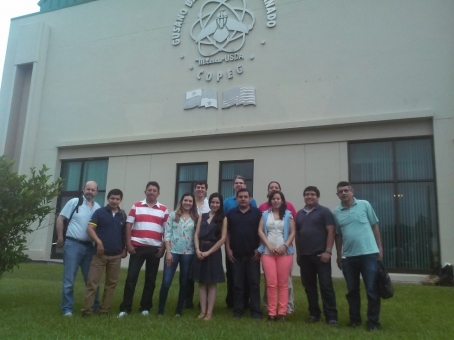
[226, 188, 262, 319]
[295, 186, 338, 326]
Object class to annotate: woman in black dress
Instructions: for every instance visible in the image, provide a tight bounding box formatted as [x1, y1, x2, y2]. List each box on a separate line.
[192, 193, 227, 320]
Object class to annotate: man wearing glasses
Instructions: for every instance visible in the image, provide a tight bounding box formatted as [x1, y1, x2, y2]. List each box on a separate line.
[334, 181, 383, 331]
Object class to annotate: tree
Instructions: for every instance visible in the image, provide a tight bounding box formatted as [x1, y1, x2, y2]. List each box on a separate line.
[0, 155, 61, 279]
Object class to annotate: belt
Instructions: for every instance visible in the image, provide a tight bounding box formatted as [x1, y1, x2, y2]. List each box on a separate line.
[66, 236, 92, 246]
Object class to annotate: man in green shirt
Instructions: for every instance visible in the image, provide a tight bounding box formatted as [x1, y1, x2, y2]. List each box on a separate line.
[334, 181, 383, 331]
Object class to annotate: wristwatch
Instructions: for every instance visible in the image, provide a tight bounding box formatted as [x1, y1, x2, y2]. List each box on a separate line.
[325, 248, 332, 255]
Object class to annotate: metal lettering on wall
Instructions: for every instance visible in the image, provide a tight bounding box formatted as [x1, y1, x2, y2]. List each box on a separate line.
[171, 0, 277, 110]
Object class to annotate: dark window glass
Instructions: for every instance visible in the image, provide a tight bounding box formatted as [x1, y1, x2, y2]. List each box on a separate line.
[396, 139, 434, 180]
[350, 141, 393, 181]
[175, 163, 208, 207]
[219, 160, 254, 199]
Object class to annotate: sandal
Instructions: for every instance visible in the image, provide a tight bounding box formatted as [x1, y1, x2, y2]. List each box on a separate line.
[204, 313, 213, 321]
[197, 313, 206, 319]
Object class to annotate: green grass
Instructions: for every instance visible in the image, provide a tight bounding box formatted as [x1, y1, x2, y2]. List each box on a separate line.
[0, 263, 453, 339]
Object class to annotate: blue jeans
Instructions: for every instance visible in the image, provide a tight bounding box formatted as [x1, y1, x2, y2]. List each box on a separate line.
[119, 246, 161, 313]
[299, 255, 337, 321]
[61, 239, 99, 314]
[158, 253, 194, 315]
[342, 254, 380, 327]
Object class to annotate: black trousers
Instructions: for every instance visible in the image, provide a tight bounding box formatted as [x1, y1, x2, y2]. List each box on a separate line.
[299, 254, 338, 321]
[226, 256, 250, 308]
[232, 255, 261, 318]
[119, 246, 160, 313]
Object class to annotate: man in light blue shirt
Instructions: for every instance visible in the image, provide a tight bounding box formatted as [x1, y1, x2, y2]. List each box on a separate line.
[334, 181, 383, 331]
[56, 181, 101, 316]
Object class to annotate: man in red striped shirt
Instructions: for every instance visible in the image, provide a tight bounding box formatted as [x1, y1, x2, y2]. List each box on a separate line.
[118, 181, 169, 318]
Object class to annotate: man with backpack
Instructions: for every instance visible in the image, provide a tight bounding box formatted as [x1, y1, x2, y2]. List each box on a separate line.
[56, 181, 100, 316]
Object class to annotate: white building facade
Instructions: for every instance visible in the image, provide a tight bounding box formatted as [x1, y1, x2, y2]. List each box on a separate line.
[1, 0, 453, 281]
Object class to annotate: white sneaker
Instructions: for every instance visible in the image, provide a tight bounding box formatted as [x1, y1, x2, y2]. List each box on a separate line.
[63, 312, 73, 317]
[141, 310, 149, 316]
[117, 311, 128, 318]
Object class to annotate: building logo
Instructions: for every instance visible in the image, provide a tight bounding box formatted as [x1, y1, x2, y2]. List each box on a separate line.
[172, 0, 277, 109]
[190, 1, 255, 57]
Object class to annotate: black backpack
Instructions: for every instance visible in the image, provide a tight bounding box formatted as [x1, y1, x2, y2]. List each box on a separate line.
[63, 196, 84, 233]
[438, 264, 454, 287]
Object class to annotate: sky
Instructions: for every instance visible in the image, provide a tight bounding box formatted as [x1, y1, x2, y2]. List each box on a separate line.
[0, 1, 40, 84]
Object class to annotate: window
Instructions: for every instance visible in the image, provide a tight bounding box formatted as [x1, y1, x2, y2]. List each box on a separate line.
[175, 163, 208, 207]
[51, 159, 109, 259]
[219, 160, 254, 199]
[349, 138, 438, 272]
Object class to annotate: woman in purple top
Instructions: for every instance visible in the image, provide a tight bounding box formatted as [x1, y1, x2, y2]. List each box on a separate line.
[192, 193, 227, 321]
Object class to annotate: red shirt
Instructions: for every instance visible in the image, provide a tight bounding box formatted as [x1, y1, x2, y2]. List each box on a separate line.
[258, 200, 297, 219]
[127, 200, 169, 247]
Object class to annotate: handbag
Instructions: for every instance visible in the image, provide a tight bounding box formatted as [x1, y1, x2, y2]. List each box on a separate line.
[421, 266, 441, 286]
[377, 261, 394, 299]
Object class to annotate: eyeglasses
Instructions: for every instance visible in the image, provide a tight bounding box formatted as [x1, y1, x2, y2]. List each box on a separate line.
[337, 189, 351, 194]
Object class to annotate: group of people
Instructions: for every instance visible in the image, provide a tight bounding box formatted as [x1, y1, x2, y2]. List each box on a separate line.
[56, 175, 383, 331]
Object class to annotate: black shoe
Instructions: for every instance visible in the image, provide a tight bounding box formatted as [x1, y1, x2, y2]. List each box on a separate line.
[327, 320, 338, 327]
[183, 302, 194, 309]
[278, 315, 285, 323]
[306, 316, 321, 323]
[267, 316, 276, 322]
[349, 321, 362, 328]
[81, 312, 91, 318]
[367, 323, 380, 331]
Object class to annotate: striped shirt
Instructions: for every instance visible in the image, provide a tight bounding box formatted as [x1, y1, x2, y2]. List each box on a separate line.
[127, 199, 169, 247]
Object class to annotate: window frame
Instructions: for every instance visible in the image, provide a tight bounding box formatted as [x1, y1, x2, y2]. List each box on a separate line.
[348, 136, 439, 274]
[50, 158, 109, 259]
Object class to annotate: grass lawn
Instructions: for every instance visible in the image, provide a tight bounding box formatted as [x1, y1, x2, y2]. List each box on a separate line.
[0, 263, 452, 339]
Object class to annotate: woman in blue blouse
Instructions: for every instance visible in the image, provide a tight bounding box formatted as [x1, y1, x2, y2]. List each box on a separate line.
[158, 192, 199, 316]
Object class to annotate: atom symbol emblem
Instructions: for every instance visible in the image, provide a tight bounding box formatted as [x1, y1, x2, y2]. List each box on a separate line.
[190, 0, 255, 57]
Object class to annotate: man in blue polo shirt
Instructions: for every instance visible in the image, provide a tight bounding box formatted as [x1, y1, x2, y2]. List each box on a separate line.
[296, 186, 338, 327]
[223, 175, 257, 213]
[334, 181, 383, 331]
[56, 181, 100, 317]
[81, 189, 127, 316]
[223, 175, 257, 308]
[226, 188, 262, 319]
